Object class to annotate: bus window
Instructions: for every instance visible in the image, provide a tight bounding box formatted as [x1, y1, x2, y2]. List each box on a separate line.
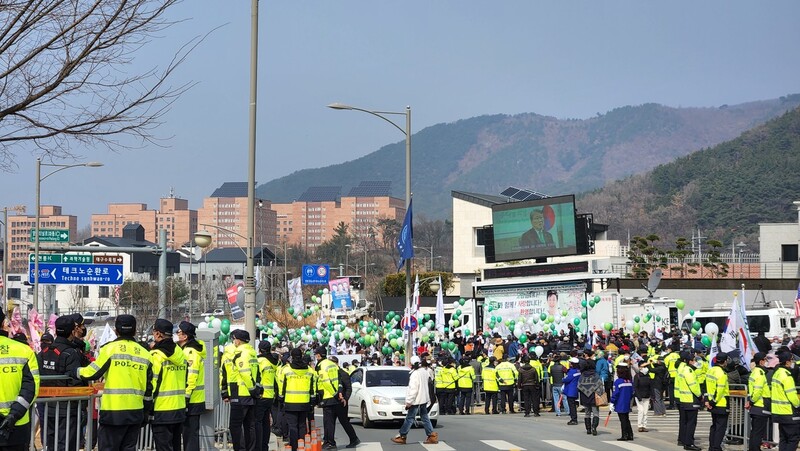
[746, 315, 770, 333]
[781, 318, 787, 329]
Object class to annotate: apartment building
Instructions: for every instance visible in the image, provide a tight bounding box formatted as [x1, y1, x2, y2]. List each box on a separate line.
[197, 182, 277, 249]
[91, 192, 198, 246]
[273, 181, 405, 252]
[6, 205, 78, 273]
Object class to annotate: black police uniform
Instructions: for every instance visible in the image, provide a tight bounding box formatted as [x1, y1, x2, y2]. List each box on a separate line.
[38, 326, 84, 451]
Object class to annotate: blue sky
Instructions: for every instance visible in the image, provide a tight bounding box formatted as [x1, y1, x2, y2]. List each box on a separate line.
[2, 1, 799, 228]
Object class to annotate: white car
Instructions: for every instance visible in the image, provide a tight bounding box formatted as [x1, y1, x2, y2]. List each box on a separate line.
[348, 365, 438, 428]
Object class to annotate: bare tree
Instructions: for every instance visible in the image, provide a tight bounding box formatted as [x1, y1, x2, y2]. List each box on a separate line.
[0, 0, 202, 170]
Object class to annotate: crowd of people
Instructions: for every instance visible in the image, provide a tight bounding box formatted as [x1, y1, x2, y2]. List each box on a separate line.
[3, 306, 800, 451]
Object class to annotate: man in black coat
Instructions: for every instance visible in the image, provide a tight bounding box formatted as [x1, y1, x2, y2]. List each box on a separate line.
[38, 315, 84, 451]
[329, 357, 360, 449]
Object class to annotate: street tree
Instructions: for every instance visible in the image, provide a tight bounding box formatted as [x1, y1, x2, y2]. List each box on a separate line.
[0, 0, 201, 170]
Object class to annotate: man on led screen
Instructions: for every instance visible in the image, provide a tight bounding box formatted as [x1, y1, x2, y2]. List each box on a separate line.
[519, 208, 555, 248]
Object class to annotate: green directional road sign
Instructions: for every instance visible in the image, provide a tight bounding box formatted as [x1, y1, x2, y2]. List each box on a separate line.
[30, 229, 70, 243]
[29, 253, 63, 264]
[29, 253, 91, 264]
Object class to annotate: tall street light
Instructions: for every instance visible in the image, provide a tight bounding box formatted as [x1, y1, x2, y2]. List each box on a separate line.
[34, 158, 103, 317]
[194, 224, 258, 339]
[244, 0, 260, 341]
[328, 102, 412, 364]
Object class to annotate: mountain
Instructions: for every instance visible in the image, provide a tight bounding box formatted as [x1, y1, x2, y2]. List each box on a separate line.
[257, 95, 800, 219]
[577, 105, 800, 251]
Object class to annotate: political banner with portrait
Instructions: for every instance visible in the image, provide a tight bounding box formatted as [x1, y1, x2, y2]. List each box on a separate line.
[328, 277, 353, 309]
[480, 283, 587, 336]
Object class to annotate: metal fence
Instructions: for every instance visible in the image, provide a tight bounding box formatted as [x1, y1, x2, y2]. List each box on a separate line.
[726, 384, 749, 447]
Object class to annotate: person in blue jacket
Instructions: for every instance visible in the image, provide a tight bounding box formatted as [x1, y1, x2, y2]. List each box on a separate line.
[595, 351, 611, 399]
[562, 357, 581, 426]
[611, 362, 635, 441]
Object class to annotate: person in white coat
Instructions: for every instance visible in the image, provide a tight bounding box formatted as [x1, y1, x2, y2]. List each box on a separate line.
[392, 356, 439, 445]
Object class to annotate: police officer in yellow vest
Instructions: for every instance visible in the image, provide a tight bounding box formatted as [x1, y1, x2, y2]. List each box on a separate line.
[676, 350, 702, 451]
[771, 351, 800, 451]
[0, 308, 39, 451]
[495, 357, 518, 414]
[229, 329, 261, 451]
[278, 348, 317, 451]
[73, 314, 153, 451]
[663, 344, 681, 409]
[747, 352, 771, 451]
[149, 319, 187, 451]
[314, 346, 340, 450]
[439, 359, 458, 415]
[457, 357, 475, 415]
[256, 340, 278, 451]
[704, 351, 730, 451]
[176, 321, 205, 451]
[482, 357, 499, 414]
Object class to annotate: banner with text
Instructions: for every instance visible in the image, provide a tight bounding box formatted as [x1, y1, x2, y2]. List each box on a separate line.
[328, 277, 353, 310]
[481, 283, 587, 336]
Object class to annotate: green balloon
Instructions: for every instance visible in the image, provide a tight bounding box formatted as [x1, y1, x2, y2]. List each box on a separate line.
[701, 335, 712, 347]
[220, 319, 231, 334]
[593, 296, 600, 303]
[676, 299, 685, 310]
[540, 313, 547, 321]
[532, 317, 538, 324]
[459, 298, 466, 306]
[287, 307, 295, 315]
[692, 321, 702, 331]
[487, 305, 494, 312]
[633, 316, 640, 323]
[633, 323, 641, 333]
[519, 335, 528, 344]
[573, 317, 581, 326]
[561, 310, 568, 317]
[581, 300, 588, 308]
[549, 324, 556, 331]
[452, 320, 460, 328]
[547, 315, 554, 323]
[588, 300, 596, 308]
[574, 326, 580, 333]
[423, 314, 431, 321]
[463, 329, 470, 336]
[655, 315, 662, 322]
[689, 310, 695, 316]
[580, 312, 587, 320]
[455, 309, 462, 317]
[604, 322, 613, 331]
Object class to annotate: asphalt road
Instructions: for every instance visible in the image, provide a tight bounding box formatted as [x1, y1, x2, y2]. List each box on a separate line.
[264, 406, 746, 451]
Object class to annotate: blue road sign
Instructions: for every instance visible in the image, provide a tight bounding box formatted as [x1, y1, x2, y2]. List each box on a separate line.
[302, 264, 330, 285]
[29, 263, 124, 285]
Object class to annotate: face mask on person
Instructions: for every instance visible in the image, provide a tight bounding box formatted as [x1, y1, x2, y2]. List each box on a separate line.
[640, 368, 649, 375]
[694, 361, 703, 369]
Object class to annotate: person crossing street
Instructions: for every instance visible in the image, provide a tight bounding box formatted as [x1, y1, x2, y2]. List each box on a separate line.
[391, 356, 439, 445]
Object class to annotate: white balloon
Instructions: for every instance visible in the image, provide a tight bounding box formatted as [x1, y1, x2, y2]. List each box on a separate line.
[198, 321, 208, 329]
[452, 301, 460, 309]
[211, 318, 222, 329]
[323, 288, 329, 294]
[534, 346, 544, 357]
[625, 320, 634, 331]
[704, 322, 719, 336]
[514, 327, 524, 338]
[554, 314, 562, 324]
[420, 327, 429, 335]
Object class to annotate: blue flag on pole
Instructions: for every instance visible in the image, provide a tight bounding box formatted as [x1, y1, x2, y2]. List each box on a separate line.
[396, 199, 414, 271]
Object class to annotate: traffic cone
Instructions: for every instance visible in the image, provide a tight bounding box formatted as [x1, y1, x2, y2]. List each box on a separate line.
[298, 439, 305, 451]
[284, 444, 291, 451]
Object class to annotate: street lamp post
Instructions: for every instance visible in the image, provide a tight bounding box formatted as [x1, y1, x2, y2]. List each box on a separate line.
[243, 0, 259, 351]
[414, 245, 435, 271]
[34, 158, 102, 317]
[195, 224, 256, 339]
[328, 102, 412, 364]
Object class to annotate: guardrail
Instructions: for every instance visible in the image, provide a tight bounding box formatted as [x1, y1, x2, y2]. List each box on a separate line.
[726, 384, 749, 447]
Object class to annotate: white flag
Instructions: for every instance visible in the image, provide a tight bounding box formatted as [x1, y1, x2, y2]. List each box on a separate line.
[719, 292, 752, 368]
[709, 333, 719, 366]
[287, 277, 304, 313]
[435, 275, 445, 336]
[98, 323, 117, 348]
[412, 274, 420, 316]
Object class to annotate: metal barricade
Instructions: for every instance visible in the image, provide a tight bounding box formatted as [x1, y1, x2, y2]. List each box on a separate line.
[727, 384, 749, 447]
[31, 387, 97, 451]
[134, 399, 232, 451]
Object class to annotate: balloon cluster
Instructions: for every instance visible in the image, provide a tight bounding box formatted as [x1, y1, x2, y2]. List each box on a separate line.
[198, 316, 232, 344]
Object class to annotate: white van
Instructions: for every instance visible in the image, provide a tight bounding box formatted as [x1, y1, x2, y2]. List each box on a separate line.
[681, 306, 797, 339]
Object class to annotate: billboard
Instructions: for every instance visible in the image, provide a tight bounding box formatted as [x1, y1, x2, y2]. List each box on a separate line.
[328, 277, 352, 309]
[481, 283, 587, 336]
[491, 194, 578, 262]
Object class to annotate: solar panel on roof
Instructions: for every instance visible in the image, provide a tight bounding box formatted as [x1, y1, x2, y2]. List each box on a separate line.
[210, 182, 251, 198]
[500, 186, 549, 201]
[347, 180, 392, 197]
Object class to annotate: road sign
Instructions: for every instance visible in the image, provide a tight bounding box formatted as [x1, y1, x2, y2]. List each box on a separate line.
[29, 262, 124, 285]
[29, 253, 93, 264]
[302, 264, 330, 285]
[401, 316, 418, 332]
[30, 229, 69, 243]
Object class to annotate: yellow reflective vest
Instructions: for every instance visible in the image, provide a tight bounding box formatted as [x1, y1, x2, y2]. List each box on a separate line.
[705, 365, 728, 408]
[182, 339, 206, 415]
[695, 356, 709, 385]
[434, 366, 445, 389]
[229, 343, 259, 404]
[441, 366, 458, 390]
[277, 364, 317, 411]
[482, 365, 499, 392]
[677, 363, 701, 409]
[78, 338, 153, 425]
[219, 343, 237, 398]
[0, 334, 39, 430]
[457, 365, 475, 390]
[770, 366, 800, 420]
[257, 355, 278, 400]
[664, 352, 680, 378]
[495, 361, 518, 388]
[531, 360, 543, 382]
[748, 366, 770, 414]
[317, 358, 340, 402]
[151, 342, 187, 424]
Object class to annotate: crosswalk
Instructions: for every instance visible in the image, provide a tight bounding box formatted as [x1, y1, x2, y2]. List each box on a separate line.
[617, 409, 712, 435]
[331, 438, 678, 450]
